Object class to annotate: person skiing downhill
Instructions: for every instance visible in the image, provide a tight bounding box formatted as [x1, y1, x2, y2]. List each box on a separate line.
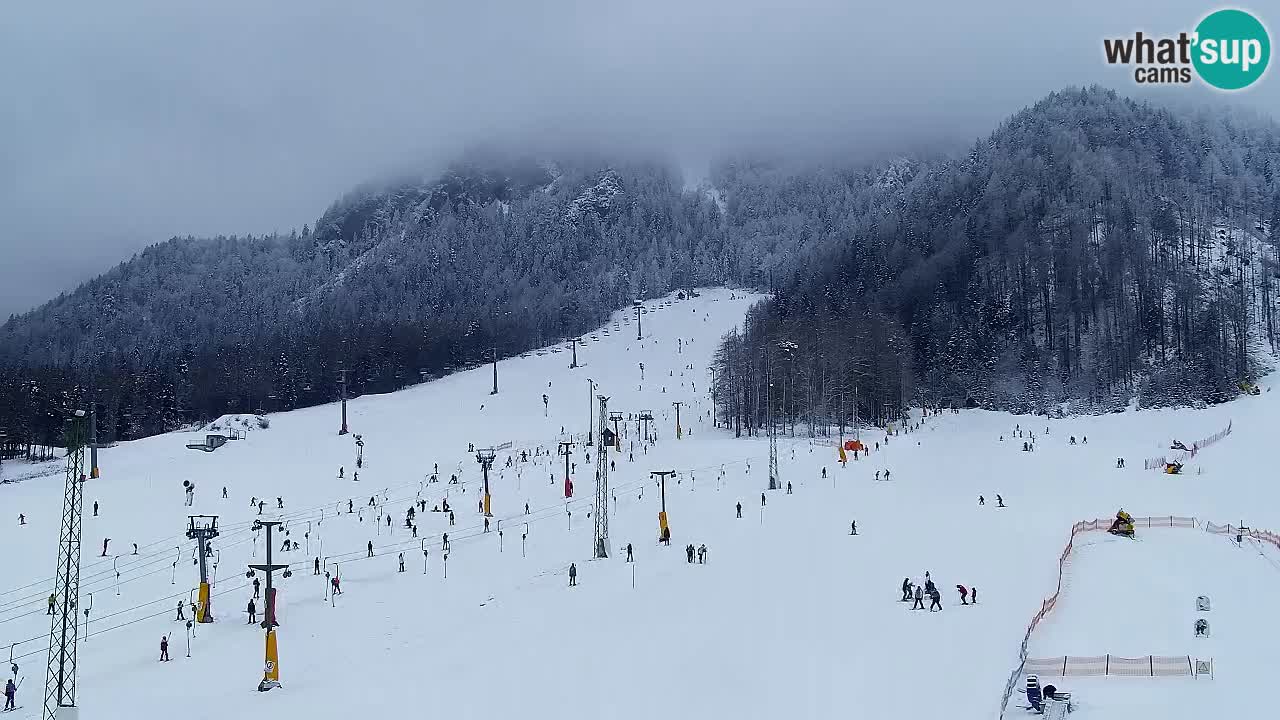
[957, 585, 969, 605]
[928, 588, 942, 612]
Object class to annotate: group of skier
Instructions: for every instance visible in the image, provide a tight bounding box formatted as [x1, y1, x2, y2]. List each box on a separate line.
[901, 573, 977, 612]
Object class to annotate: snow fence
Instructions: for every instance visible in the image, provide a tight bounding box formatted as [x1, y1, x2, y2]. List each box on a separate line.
[997, 515, 1201, 718]
[1023, 655, 1197, 677]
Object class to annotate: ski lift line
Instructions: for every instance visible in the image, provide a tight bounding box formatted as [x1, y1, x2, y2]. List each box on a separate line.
[0, 538, 256, 625]
[312, 467, 709, 565]
[6, 579, 255, 665]
[0, 531, 259, 617]
[0, 474, 433, 599]
[6, 436, 768, 617]
[2, 574, 248, 656]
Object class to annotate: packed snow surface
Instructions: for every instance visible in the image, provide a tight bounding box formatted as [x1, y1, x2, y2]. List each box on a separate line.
[2, 287, 1279, 720]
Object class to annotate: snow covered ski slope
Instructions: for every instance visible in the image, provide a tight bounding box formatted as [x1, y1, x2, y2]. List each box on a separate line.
[3, 286, 1280, 720]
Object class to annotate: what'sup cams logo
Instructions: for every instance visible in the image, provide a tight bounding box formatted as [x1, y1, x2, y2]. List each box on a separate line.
[1104, 8, 1270, 90]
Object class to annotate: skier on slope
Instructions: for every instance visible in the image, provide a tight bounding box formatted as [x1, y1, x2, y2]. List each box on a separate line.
[912, 585, 925, 610]
[928, 587, 942, 612]
[901, 578, 913, 602]
[736, 502, 742, 519]
[956, 585, 969, 605]
[247, 599, 257, 624]
[3, 677, 15, 711]
[159, 636, 170, 662]
[252, 577, 261, 599]
[568, 563, 577, 587]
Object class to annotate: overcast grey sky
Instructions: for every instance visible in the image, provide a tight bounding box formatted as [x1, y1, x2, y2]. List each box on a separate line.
[1, 1, 1275, 318]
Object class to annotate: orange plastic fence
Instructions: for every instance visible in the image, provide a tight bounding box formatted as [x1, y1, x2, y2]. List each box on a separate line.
[1143, 420, 1232, 470]
[998, 514, 1241, 717]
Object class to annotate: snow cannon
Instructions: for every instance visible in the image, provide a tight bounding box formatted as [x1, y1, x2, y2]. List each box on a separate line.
[1025, 674, 1043, 712]
[1164, 461, 1183, 475]
[1108, 509, 1135, 538]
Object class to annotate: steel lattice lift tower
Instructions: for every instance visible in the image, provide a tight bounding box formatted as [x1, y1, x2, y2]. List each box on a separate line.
[767, 361, 780, 491]
[592, 395, 612, 559]
[44, 410, 88, 720]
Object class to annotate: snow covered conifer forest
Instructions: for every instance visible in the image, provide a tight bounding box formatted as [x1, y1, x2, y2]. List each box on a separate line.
[3, 88, 1280, 448]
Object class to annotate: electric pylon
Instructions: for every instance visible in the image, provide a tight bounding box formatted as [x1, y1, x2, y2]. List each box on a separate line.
[43, 411, 87, 720]
[592, 395, 611, 559]
[186, 516, 220, 623]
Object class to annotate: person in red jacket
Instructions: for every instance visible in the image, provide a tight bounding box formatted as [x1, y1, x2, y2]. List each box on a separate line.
[956, 585, 969, 605]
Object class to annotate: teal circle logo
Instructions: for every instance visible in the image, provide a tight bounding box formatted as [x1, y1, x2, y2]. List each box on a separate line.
[1193, 9, 1270, 90]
